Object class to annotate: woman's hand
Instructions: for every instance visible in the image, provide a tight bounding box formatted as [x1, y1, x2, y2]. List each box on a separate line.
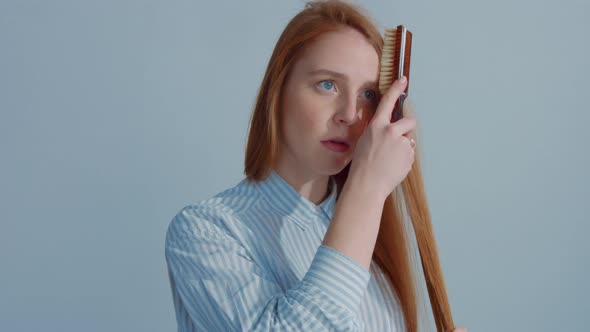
[452, 327, 468, 332]
[347, 76, 416, 200]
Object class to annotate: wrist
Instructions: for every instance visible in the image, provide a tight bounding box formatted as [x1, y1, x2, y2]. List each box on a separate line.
[343, 170, 388, 204]
[340, 172, 388, 208]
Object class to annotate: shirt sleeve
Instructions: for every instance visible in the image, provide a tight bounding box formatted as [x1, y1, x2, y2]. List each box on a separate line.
[164, 206, 371, 332]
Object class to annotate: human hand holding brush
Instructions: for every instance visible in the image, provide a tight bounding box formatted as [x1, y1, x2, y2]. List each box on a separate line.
[346, 76, 416, 200]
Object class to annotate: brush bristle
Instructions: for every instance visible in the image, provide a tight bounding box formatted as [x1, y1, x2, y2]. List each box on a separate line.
[379, 28, 399, 94]
[379, 26, 412, 96]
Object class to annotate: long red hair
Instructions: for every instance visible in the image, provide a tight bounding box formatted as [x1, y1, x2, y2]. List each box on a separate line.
[244, 1, 455, 331]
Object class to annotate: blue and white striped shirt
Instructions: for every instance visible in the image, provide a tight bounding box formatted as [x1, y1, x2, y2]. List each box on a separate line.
[165, 170, 406, 331]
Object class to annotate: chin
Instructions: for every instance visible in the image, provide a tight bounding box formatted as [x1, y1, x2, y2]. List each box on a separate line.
[315, 157, 351, 176]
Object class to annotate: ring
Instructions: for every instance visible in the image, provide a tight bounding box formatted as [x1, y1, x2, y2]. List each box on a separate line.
[410, 138, 416, 148]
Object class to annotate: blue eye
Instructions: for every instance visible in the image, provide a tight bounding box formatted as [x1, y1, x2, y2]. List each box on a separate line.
[363, 90, 377, 100]
[319, 80, 335, 91]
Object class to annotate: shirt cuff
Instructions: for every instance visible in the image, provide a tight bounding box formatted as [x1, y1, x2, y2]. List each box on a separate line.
[301, 244, 371, 314]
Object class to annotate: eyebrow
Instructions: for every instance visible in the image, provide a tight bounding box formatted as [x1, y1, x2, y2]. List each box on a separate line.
[307, 69, 378, 89]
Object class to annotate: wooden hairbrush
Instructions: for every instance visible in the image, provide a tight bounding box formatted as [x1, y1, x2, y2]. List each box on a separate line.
[380, 26, 460, 332]
[379, 25, 412, 123]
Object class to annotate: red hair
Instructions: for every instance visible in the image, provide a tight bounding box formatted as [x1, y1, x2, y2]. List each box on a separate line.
[244, 1, 455, 331]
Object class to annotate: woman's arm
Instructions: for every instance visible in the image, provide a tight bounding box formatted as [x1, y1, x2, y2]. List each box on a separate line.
[322, 175, 386, 271]
[323, 76, 415, 271]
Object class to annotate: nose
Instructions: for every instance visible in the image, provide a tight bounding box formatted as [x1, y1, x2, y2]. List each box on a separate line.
[334, 93, 360, 125]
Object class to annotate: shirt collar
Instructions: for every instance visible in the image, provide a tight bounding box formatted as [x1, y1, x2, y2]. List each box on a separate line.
[254, 169, 338, 228]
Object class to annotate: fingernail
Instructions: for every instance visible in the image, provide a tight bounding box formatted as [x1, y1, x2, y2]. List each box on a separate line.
[398, 76, 407, 84]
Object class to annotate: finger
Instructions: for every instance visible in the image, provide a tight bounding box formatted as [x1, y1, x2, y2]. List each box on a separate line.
[373, 76, 408, 125]
[391, 116, 417, 138]
[401, 99, 417, 141]
[403, 129, 415, 140]
[402, 96, 416, 118]
[403, 132, 415, 140]
[406, 136, 416, 149]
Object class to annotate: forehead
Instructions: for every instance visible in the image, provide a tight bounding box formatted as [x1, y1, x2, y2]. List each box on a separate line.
[294, 28, 379, 82]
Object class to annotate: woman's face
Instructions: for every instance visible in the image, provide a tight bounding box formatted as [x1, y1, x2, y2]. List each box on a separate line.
[279, 27, 380, 178]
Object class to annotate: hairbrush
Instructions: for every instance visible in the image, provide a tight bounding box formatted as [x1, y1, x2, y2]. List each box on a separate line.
[378, 25, 413, 123]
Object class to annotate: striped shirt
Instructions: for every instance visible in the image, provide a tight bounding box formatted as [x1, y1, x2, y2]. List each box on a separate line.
[165, 169, 406, 331]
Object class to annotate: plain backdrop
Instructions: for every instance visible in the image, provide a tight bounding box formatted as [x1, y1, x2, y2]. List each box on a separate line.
[1, 0, 588, 331]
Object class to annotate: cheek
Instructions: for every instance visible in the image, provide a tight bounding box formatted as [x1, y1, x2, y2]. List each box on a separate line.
[361, 107, 374, 123]
[298, 107, 322, 132]
[284, 90, 328, 138]
[351, 108, 374, 136]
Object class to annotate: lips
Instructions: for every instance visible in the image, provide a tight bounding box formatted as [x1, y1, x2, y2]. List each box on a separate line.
[321, 140, 350, 153]
[324, 137, 351, 147]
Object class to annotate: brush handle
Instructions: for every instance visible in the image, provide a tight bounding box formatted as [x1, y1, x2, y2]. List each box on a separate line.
[391, 91, 406, 123]
[390, 24, 411, 123]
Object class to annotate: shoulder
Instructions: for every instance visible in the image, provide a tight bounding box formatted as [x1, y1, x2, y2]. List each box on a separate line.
[165, 178, 263, 245]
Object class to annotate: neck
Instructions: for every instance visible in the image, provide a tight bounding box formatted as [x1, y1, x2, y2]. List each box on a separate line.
[272, 166, 331, 206]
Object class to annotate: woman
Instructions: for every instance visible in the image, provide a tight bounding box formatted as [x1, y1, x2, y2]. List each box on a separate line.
[165, 1, 467, 331]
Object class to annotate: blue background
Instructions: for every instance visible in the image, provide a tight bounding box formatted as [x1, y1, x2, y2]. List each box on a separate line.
[1, 0, 588, 331]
